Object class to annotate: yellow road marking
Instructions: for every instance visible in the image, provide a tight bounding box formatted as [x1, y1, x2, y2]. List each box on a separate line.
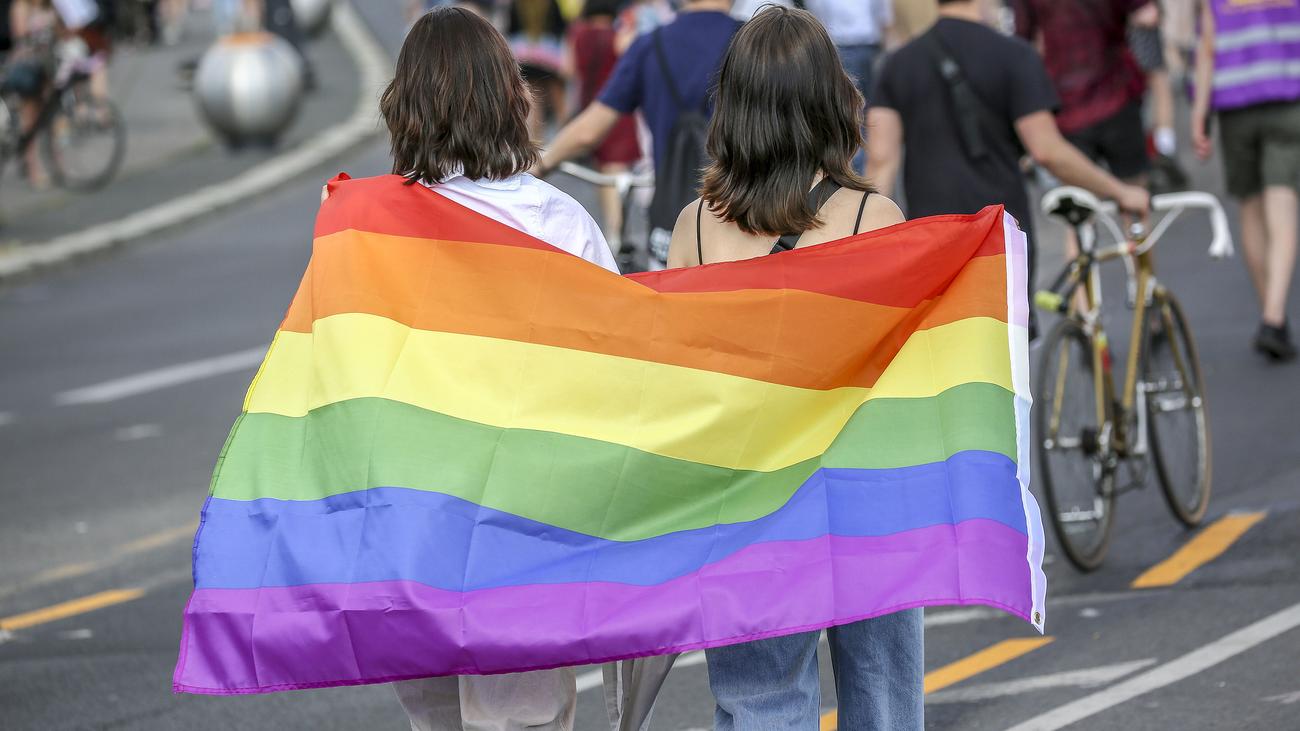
[819, 636, 1054, 729]
[1132, 512, 1267, 589]
[0, 521, 196, 600]
[0, 588, 145, 632]
[923, 637, 1055, 694]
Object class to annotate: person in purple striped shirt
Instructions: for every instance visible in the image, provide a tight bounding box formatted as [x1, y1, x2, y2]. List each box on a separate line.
[1192, 0, 1300, 361]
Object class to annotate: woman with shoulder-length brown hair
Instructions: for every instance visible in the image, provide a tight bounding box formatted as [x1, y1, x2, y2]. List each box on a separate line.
[364, 8, 617, 731]
[667, 7, 924, 731]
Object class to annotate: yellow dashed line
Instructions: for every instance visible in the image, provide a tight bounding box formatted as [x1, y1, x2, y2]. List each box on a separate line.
[0, 588, 146, 632]
[1132, 512, 1267, 589]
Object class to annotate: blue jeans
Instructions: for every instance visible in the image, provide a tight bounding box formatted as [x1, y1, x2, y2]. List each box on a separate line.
[837, 43, 881, 174]
[706, 610, 924, 731]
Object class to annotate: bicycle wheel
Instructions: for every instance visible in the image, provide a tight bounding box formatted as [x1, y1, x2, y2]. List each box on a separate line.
[1035, 317, 1116, 571]
[43, 93, 126, 192]
[1144, 290, 1211, 527]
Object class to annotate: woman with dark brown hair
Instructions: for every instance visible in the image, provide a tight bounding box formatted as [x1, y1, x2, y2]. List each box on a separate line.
[367, 8, 616, 730]
[667, 7, 924, 730]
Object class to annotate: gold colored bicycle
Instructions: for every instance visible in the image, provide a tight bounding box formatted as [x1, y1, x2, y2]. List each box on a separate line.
[1033, 186, 1234, 571]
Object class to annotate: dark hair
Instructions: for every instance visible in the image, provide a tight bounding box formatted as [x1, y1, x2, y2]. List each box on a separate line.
[581, 0, 621, 19]
[700, 6, 872, 236]
[381, 7, 538, 184]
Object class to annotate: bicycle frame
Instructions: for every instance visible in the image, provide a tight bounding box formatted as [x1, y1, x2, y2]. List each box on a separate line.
[1038, 188, 1232, 464]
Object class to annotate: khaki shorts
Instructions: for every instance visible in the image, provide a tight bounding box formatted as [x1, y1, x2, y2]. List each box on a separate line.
[1219, 100, 1300, 198]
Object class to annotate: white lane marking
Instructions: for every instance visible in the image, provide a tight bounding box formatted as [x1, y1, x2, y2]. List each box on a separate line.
[1263, 691, 1300, 705]
[926, 659, 1156, 704]
[114, 423, 163, 441]
[1006, 601, 1300, 731]
[0, 0, 389, 280]
[925, 608, 999, 627]
[924, 591, 1153, 629]
[55, 347, 265, 405]
[0, 411, 14, 427]
[576, 651, 706, 694]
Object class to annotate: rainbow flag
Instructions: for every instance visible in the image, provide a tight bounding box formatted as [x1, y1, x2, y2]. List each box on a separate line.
[173, 174, 1046, 695]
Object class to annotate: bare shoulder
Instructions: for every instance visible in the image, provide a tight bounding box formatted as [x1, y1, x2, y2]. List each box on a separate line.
[858, 194, 906, 233]
[666, 197, 704, 268]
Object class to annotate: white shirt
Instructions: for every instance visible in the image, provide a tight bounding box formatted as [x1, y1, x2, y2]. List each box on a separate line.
[804, 0, 892, 47]
[421, 172, 619, 273]
[52, 0, 99, 30]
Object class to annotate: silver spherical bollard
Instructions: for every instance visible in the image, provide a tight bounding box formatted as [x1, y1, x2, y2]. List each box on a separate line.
[291, 0, 333, 37]
[194, 33, 305, 147]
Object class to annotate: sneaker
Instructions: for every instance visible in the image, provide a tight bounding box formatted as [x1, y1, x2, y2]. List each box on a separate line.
[1254, 321, 1297, 362]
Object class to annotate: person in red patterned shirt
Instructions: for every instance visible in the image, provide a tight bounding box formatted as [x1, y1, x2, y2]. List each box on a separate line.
[1013, 0, 1153, 183]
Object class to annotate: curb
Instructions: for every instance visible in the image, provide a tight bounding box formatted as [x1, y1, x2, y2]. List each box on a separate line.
[0, 1, 389, 281]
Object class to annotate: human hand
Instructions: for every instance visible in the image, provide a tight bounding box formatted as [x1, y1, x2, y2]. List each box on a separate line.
[1116, 183, 1151, 218]
[1191, 108, 1213, 161]
[1131, 2, 1159, 28]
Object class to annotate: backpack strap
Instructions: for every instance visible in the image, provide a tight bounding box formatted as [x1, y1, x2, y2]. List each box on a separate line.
[770, 177, 843, 254]
[922, 29, 989, 160]
[652, 29, 690, 112]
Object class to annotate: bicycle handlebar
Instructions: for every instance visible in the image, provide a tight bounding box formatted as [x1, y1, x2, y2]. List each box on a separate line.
[1040, 186, 1235, 259]
[556, 162, 654, 192]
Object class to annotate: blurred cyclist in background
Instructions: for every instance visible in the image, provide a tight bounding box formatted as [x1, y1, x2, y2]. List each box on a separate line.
[1192, 0, 1300, 362]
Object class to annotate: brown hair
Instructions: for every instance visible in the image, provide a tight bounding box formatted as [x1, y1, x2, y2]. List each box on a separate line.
[700, 6, 872, 236]
[381, 7, 538, 184]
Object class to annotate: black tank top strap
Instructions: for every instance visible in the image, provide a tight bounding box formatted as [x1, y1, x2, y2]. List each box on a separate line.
[853, 190, 871, 235]
[695, 199, 705, 265]
[770, 177, 844, 255]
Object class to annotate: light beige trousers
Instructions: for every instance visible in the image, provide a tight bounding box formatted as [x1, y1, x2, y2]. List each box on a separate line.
[393, 669, 577, 731]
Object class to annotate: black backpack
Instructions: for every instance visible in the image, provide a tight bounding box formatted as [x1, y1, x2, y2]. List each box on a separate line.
[647, 28, 710, 268]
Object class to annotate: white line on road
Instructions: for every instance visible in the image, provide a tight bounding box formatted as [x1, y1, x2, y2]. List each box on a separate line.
[925, 659, 1156, 704]
[576, 651, 707, 694]
[0, 411, 14, 427]
[54, 347, 265, 405]
[925, 607, 1000, 627]
[1005, 601, 1300, 731]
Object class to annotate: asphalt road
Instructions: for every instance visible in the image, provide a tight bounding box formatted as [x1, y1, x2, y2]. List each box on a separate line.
[2, 4, 1298, 730]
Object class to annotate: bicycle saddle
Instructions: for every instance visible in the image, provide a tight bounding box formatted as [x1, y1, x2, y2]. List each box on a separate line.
[1041, 186, 1103, 227]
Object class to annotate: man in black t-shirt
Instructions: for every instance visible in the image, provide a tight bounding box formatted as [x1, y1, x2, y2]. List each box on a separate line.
[867, 0, 1149, 299]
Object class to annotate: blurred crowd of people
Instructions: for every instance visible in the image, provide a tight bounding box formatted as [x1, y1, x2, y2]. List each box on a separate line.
[401, 0, 1295, 361]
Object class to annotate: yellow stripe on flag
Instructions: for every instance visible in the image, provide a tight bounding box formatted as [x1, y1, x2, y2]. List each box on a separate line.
[246, 314, 1014, 472]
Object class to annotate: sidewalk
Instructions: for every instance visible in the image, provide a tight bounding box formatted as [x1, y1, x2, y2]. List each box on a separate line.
[0, 8, 365, 256]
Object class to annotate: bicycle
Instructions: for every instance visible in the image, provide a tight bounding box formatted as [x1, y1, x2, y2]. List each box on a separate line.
[1033, 186, 1234, 571]
[556, 161, 655, 273]
[0, 36, 127, 193]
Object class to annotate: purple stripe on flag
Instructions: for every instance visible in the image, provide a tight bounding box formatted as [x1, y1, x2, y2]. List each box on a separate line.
[174, 519, 1031, 695]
